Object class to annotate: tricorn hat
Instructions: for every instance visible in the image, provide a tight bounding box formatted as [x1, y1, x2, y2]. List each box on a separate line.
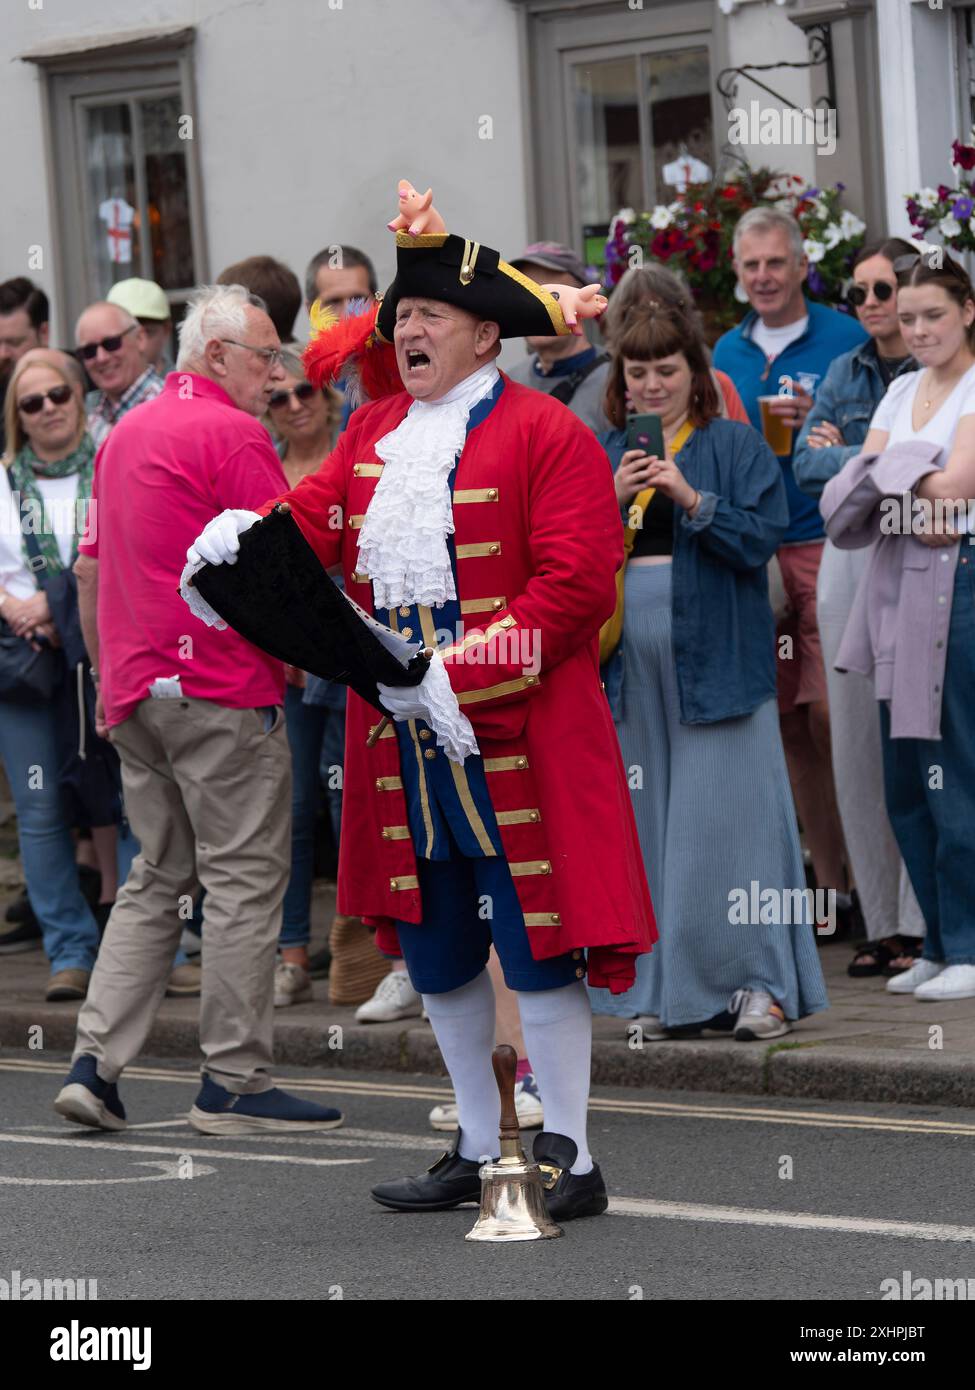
[190, 505, 430, 712]
[374, 231, 569, 342]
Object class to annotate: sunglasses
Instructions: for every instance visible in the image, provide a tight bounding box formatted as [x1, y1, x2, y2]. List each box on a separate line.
[267, 382, 319, 410]
[847, 281, 896, 307]
[77, 324, 137, 361]
[17, 384, 74, 415]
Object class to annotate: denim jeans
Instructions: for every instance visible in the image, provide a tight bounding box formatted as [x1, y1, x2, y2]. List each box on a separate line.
[281, 684, 328, 948]
[0, 699, 100, 971]
[879, 556, 975, 965]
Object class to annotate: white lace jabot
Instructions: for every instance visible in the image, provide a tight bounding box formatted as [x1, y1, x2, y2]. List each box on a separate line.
[357, 362, 500, 610]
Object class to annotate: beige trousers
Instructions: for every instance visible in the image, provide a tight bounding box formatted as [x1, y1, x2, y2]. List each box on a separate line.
[74, 697, 291, 1092]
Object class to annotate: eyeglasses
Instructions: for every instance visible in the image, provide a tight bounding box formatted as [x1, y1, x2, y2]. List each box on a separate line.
[267, 382, 319, 410]
[77, 325, 137, 361]
[17, 384, 74, 414]
[219, 339, 283, 368]
[847, 282, 896, 307]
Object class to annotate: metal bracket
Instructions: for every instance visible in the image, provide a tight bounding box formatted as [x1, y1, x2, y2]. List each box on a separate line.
[716, 22, 836, 154]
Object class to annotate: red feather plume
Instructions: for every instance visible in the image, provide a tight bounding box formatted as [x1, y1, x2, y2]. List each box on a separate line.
[302, 298, 402, 405]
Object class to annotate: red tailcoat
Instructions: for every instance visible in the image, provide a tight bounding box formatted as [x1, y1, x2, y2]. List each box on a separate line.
[260, 376, 656, 991]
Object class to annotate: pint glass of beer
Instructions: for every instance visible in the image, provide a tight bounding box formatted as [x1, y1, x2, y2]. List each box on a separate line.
[758, 396, 794, 456]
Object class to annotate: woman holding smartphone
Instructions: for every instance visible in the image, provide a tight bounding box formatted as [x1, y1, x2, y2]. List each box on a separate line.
[591, 304, 828, 1039]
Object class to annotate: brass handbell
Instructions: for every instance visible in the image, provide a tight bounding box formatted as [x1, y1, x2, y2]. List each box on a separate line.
[465, 1044, 562, 1242]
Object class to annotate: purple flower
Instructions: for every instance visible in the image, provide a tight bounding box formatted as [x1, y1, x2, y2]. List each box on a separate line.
[953, 196, 974, 220]
[836, 181, 846, 192]
[802, 187, 820, 199]
[807, 266, 826, 296]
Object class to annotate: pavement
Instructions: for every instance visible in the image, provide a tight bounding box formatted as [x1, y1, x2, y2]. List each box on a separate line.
[3, 881, 975, 1109]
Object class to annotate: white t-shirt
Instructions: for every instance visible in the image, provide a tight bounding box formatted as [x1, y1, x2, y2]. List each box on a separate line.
[0, 467, 81, 598]
[869, 364, 975, 463]
[750, 315, 809, 361]
[869, 364, 975, 536]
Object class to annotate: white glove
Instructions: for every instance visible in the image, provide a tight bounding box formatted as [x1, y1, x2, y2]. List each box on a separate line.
[186, 509, 262, 568]
[378, 650, 479, 764]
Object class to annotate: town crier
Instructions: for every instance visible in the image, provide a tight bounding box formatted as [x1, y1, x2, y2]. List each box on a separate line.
[185, 211, 656, 1221]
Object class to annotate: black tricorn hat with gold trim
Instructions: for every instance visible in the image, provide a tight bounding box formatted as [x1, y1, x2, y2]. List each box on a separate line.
[374, 231, 570, 342]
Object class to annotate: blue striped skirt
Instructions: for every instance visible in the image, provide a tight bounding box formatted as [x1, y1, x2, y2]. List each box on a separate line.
[589, 562, 829, 1026]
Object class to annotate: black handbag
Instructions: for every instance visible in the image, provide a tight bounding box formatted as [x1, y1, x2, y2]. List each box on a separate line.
[0, 529, 64, 703]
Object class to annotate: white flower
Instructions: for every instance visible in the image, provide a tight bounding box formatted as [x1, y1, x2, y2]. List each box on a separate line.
[813, 199, 831, 221]
[822, 222, 844, 250]
[917, 187, 940, 210]
[939, 214, 961, 239]
[616, 207, 636, 225]
[969, 214, 975, 236]
[649, 205, 674, 230]
[839, 209, 866, 239]
[803, 238, 826, 263]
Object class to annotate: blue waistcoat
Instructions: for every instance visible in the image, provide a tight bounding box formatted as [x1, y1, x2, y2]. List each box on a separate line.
[372, 378, 506, 860]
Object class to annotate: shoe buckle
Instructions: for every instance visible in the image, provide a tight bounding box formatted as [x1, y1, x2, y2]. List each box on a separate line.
[427, 1149, 451, 1175]
[537, 1162, 562, 1190]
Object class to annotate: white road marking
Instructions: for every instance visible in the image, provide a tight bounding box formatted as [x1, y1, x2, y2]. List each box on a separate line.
[0, 1133, 370, 1167]
[608, 1196, 975, 1243]
[0, 1159, 216, 1186]
[3, 1058, 974, 1138]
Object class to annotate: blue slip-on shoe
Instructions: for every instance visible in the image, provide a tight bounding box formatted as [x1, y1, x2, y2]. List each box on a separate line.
[54, 1054, 127, 1132]
[188, 1075, 344, 1135]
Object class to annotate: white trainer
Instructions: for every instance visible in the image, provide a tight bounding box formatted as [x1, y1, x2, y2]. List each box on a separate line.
[730, 988, 790, 1041]
[274, 961, 312, 1008]
[886, 959, 944, 994]
[913, 964, 975, 1001]
[354, 970, 423, 1023]
[428, 1073, 544, 1132]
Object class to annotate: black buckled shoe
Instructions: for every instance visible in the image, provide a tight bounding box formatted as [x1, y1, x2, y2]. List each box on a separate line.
[533, 1131, 609, 1221]
[371, 1132, 490, 1212]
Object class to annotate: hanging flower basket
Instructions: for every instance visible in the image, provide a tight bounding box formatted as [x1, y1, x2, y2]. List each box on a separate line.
[604, 165, 866, 338]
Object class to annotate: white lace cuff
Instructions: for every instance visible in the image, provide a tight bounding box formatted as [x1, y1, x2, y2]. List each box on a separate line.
[378, 651, 479, 764]
[179, 556, 227, 630]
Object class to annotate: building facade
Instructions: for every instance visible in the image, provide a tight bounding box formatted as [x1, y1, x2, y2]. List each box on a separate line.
[2, 0, 969, 347]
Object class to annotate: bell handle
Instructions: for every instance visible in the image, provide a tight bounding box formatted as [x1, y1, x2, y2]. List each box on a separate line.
[492, 1044, 519, 1144]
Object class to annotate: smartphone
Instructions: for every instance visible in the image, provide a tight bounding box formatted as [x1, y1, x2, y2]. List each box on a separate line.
[626, 413, 665, 457]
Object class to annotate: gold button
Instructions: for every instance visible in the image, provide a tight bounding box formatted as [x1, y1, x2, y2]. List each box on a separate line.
[575, 967, 585, 979]
[419, 728, 432, 740]
[368, 725, 377, 738]
[572, 950, 582, 960]
[551, 913, 561, 925]
[401, 627, 413, 639]
[424, 748, 436, 760]
[375, 778, 383, 790]
[500, 616, 515, 629]
[381, 829, 390, 839]
[516, 757, 527, 769]
[353, 464, 361, 476]
[540, 862, 551, 874]
[492, 599, 503, 610]
[390, 878, 398, 890]
[487, 488, 498, 500]
[399, 606, 410, 617]
[489, 544, 500, 555]
[525, 676, 538, 687]
[529, 811, 539, 822]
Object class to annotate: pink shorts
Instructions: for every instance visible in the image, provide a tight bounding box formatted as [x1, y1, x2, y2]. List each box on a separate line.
[775, 541, 828, 714]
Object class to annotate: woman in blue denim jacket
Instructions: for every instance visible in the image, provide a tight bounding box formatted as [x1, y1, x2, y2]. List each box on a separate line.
[590, 305, 828, 1039]
[793, 238, 925, 980]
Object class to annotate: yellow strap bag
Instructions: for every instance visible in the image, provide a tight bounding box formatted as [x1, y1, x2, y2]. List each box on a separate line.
[598, 421, 694, 666]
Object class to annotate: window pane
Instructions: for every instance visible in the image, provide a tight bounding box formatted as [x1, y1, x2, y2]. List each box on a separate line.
[140, 94, 195, 291]
[572, 57, 642, 243]
[644, 49, 713, 200]
[84, 103, 140, 297]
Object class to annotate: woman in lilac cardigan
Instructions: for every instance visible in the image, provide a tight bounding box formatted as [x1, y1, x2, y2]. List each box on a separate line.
[821, 252, 975, 1003]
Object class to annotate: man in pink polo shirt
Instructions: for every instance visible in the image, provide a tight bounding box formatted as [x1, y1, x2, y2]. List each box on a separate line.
[55, 284, 343, 1136]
